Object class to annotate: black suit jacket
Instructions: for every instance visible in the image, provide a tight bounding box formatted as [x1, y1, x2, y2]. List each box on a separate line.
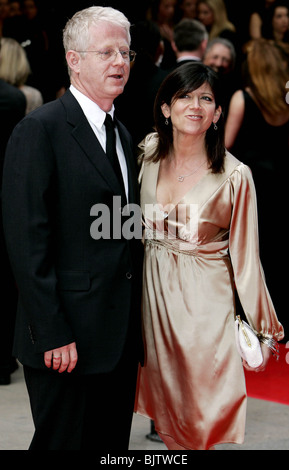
[2, 90, 143, 374]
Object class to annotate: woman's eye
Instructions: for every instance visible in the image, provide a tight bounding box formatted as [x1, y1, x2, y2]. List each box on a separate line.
[201, 95, 213, 101]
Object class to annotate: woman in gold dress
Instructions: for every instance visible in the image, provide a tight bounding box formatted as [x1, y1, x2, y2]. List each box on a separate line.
[135, 62, 284, 450]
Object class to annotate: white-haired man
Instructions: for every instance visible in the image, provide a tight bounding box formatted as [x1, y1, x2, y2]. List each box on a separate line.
[2, 6, 143, 450]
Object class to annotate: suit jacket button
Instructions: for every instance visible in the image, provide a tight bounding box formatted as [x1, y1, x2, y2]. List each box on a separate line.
[126, 272, 132, 279]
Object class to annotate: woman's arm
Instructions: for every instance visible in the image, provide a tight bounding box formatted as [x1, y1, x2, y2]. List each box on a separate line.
[225, 90, 245, 150]
[229, 165, 284, 364]
[249, 12, 262, 39]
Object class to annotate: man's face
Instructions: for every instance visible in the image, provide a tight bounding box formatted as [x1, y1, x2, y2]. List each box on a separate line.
[68, 21, 131, 110]
[204, 43, 232, 75]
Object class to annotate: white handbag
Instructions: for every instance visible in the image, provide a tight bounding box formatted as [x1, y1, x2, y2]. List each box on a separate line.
[235, 315, 263, 368]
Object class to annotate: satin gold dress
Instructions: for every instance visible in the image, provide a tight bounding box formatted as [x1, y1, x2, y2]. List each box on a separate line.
[135, 133, 284, 450]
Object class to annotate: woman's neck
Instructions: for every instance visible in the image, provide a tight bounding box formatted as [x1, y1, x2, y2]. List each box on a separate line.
[171, 134, 207, 169]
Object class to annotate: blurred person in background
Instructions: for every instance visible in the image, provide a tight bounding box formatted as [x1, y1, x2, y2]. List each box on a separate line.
[146, 0, 178, 69]
[176, 0, 197, 19]
[3, 0, 62, 102]
[261, 1, 289, 43]
[204, 36, 235, 74]
[196, 0, 237, 47]
[249, 0, 282, 39]
[7, 0, 21, 17]
[203, 37, 240, 117]
[0, 37, 43, 114]
[0, 0, 9, 36]
[171, 18, 208, 66]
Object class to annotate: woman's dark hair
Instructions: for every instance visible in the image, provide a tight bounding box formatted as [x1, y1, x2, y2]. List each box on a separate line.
[151, 62, 226, 173]
[262, 2, 289, 42]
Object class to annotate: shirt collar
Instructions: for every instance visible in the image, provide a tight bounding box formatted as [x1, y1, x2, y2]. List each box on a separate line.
[69, 85, 115, 129]
[177, 56, 201, 62]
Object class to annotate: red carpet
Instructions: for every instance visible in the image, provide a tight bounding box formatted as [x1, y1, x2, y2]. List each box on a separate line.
[244, 344, 289, 405]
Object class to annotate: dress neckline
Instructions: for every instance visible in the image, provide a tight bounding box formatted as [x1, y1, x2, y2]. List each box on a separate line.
[155, 159, 211, 216]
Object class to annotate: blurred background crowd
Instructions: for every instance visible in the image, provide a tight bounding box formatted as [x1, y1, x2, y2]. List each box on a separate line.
[0, 0, 288, 113]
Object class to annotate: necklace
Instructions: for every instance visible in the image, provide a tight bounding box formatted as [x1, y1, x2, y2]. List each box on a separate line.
[177, 160, 207, 182]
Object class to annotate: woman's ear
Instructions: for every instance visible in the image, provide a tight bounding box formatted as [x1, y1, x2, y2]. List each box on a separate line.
[161, 103, 171, 119]
[213, 105, 222, 124]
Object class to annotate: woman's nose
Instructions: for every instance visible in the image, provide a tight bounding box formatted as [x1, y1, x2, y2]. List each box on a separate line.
[188, 97, 201, 108]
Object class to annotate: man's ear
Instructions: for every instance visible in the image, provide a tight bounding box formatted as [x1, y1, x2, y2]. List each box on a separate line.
[66, 50, 81, 74]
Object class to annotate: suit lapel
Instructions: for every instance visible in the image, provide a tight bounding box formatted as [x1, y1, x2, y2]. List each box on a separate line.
[60, 90, 127, 199]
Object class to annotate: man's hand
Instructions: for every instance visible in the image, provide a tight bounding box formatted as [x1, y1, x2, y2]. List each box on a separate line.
[44, 342, 78, 373]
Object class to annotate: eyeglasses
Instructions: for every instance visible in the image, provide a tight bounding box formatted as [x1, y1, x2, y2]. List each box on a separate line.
[76, 49, 137, 62]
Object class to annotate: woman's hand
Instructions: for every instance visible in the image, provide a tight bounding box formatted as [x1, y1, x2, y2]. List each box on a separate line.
[44, 342, 78, 373]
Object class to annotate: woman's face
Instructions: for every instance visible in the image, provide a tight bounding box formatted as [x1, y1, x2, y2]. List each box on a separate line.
[0, 0, 9, 20]
[162, 82, 221, 137]
[22, 0, 38, 20]
[197, 2, 214, 27]
[180, 0, 197, 19]
[158, 0, 177, 23]
[272, 6, 289, 35]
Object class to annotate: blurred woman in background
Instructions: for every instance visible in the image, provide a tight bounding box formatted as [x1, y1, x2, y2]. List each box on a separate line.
[146, 0, 178, 68]
[196, 0, 236, 46]
[0, 37, 43, 114]
[262, 1, 289, 43]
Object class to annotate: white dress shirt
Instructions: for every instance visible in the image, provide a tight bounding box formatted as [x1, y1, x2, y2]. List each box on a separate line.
[69, 85, 128, 199]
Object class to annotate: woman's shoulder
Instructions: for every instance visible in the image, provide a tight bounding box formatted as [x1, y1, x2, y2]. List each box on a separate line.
[138, 132, 158, 156]
[224, 151, 251, 176]
[137, 132, 158, 166]
[224, 150, 254, 186]
[223, 150, 240, 171]
[137, 132, 159, 182]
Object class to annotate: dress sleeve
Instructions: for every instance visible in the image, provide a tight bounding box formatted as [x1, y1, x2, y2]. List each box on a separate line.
[229, 163, 284, 343]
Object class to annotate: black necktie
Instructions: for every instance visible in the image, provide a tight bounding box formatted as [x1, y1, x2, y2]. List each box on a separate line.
[104, 114, 125, 191]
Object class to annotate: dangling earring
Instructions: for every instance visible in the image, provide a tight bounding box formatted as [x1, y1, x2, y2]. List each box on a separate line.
[165, 118, 169, 126]
[213, 123, 218, 130]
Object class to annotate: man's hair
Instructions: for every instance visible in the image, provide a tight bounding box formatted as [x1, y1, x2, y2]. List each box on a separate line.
[173, 19, 208, 52]
[63, 6, 131, 54]
[205, 38, 236, 68]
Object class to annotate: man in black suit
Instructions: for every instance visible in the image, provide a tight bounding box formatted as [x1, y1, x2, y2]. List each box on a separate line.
[171, 19, 208, 67]
[2, 6, 143, 450]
